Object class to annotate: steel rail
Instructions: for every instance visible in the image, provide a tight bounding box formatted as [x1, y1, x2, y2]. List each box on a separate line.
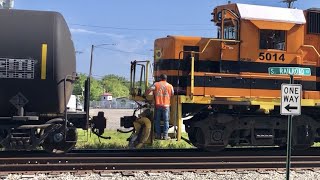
[1, 148, 320, 175]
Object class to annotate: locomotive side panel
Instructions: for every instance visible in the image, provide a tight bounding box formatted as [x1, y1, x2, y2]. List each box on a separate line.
[154, 36, 221, 94]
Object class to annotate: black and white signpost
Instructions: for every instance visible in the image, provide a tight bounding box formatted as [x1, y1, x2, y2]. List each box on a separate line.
[268, 67, 310, 180]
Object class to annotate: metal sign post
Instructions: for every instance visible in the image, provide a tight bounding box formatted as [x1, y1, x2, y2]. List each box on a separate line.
[269, 67, 309, 180]
[283, 75, 295, 180]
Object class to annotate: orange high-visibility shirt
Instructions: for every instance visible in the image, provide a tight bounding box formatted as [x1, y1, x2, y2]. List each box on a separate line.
[150, 81, 174, 107]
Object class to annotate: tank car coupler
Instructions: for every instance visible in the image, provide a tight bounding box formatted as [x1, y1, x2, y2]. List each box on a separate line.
[90, 111, 110, 139]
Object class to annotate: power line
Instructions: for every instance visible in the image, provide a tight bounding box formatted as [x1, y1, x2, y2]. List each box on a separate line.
[70, 23, 212, 32]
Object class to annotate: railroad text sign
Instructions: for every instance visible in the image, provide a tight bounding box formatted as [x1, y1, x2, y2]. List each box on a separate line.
[268, 67, 311, 76]
[281, 84, 301, 115]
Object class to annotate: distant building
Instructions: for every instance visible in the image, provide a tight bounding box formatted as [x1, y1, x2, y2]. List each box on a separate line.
[99, 93, 112, 108]
[101, 93, 112, 101]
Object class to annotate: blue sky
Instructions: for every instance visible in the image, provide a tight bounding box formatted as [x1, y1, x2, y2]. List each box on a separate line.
[14, 0, 320, 79]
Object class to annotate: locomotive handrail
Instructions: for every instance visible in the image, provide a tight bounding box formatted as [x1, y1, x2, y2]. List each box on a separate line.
[302, 45, 320, 58]
[203, 72, 303, 79]
[199, 38, 241, 54]
[177, 38, 241, 98]
[130, 60, 150, 97]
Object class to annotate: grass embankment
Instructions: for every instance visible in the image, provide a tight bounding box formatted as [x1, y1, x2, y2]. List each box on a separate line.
[313, 143, 320, 147]
[76, 130, 320, 149]
[75, 130, 194, 149]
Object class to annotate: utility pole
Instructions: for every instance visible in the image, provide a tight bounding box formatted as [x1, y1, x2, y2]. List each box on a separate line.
[282, 0, 297, 8]
[0, 0, 14, 9]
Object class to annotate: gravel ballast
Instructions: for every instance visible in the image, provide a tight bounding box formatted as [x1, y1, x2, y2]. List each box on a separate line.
[4, 170, 320, 180]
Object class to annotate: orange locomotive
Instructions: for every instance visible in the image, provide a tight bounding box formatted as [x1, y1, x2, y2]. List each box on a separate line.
[127, 3, 320, 151]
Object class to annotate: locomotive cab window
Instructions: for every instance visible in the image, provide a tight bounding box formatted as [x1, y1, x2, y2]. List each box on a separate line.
[224, 24, 237, 40]
[259, 30, 286, 50]
[217, 18, 239, 40]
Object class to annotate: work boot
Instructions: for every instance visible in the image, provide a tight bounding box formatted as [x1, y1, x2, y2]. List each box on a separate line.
[163, 134, 171, 140]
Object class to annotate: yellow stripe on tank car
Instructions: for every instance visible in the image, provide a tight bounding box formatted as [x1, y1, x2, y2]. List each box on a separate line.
[41, 44, 48, 80]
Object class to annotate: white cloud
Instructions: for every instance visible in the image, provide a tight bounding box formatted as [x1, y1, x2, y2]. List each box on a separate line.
[70, 28, 151, 52]
[116, 38, 150, 53]
[70, 28, 125, 39]
[71, 27, 153, 77]
[70, 28, 96, 34]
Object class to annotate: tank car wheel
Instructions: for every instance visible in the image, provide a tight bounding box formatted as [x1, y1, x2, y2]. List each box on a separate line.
[41, 118, 77, 154]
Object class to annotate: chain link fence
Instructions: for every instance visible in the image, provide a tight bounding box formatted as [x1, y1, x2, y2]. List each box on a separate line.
[90, 98, 138, 109]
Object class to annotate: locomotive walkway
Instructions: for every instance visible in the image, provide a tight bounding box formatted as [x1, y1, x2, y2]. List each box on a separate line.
[1, 148, 320, 175]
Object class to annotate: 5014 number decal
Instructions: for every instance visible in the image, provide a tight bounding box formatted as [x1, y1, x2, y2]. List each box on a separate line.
[259, 53, 285, 61]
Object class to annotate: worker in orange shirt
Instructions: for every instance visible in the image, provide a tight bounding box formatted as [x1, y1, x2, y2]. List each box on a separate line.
[145, 74, 174, 140]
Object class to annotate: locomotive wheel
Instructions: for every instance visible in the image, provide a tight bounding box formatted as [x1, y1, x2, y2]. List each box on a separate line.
[292, 115, 315, 151]
[41, 118, 77, 154]
[194, 127, 205, 148]
[187, 128, 197, 147]
[204, 145, 226, 152]
[193, 127, 226, 151]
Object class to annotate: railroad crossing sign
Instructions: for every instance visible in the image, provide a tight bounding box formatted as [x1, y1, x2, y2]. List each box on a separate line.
[281, 84, 301, 115]
[268, 67, 311, 76]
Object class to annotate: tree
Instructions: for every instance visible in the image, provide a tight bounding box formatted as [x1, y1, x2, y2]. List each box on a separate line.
[101, 74, 130, 98]
[73, 73, 87, 97]
[90, 78, 104, 101]
[73, 73, 104, 101]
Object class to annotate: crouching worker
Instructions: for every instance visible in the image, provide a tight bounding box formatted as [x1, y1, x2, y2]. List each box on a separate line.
[129, 109, 152, 149]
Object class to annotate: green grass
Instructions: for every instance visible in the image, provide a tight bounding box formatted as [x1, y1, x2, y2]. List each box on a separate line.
[313, 142, 320, 147]
[75, 129, 194, 149]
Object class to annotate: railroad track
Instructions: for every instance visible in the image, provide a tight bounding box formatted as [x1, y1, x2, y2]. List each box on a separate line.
[1, 148, 320, 175]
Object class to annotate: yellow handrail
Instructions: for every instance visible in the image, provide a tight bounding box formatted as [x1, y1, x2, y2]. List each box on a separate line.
[302, 45, 320, 58]
[199, 38, 240, 54]
[190, 56, 195, 100]
[145, 61, 150, 91]
[177, 38, 241, 98]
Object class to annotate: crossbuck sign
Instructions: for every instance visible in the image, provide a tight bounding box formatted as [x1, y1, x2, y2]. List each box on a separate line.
[280, 84, 301, 115]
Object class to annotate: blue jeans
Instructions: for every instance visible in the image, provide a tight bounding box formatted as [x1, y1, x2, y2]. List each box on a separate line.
[155, 107, 170, 136]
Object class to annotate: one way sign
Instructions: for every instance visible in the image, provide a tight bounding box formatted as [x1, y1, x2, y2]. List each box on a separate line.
[281, 84, 302, 115]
